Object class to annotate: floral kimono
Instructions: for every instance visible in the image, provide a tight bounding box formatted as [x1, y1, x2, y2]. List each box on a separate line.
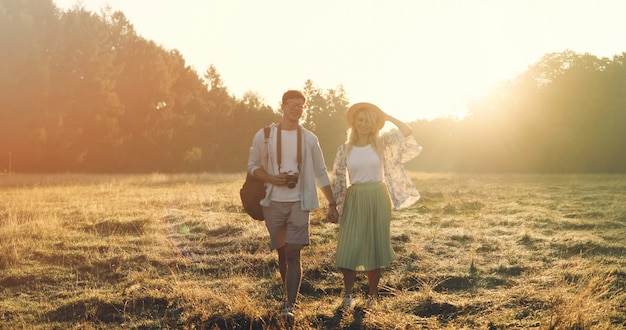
[331, 130, 422, 215]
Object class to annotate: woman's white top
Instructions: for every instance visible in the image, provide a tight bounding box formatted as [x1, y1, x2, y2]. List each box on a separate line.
[331, 131, 422, 213]
[346, 145, 383, 184]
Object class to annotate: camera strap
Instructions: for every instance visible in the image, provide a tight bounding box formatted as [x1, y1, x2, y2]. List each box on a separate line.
[276, 124, 302, 172]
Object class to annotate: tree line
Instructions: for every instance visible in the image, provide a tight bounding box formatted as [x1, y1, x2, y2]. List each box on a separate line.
[1, 0, 625, 173]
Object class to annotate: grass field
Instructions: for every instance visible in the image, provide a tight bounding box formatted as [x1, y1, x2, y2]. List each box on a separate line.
[1, 173, 625, 329]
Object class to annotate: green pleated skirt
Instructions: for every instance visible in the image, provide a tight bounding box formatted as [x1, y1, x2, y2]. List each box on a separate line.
[336, 181, 396, 271]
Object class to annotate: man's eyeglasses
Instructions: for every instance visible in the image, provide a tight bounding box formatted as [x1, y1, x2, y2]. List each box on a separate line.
[284, 102, 304, 110]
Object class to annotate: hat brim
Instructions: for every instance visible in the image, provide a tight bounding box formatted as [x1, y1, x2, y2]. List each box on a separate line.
[347, 102, 386, 130]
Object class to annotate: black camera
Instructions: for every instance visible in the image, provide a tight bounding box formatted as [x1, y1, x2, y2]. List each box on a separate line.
[285, 171, 299, 189]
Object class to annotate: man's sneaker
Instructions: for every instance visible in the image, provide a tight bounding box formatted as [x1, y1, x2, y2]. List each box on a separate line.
[280, 306, 294, 318]
[342, 294, 353, 309]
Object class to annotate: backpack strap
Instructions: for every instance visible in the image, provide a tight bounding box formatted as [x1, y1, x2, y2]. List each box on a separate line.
[263, 126, 270, 139]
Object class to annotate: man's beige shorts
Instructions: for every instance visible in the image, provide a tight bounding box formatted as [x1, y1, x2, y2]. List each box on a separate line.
[262, 201, 310, 250]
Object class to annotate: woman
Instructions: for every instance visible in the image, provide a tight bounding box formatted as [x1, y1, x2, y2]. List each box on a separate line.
[330, 102, 422, 308]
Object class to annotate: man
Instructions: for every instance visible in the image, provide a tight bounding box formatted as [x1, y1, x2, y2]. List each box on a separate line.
[247, 90, 338, 318]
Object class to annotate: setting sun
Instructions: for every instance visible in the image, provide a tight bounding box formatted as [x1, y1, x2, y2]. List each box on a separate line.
[52, 0, 626, 121]
[2, 1, 626, 327]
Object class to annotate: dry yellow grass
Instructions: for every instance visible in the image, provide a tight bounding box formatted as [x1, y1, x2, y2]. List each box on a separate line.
[1, 173, 625, 329]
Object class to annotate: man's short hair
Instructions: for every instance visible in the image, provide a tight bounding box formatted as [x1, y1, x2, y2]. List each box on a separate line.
[282, 90, 306, 104]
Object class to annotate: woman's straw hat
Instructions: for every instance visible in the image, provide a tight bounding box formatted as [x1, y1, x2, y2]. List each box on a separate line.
[346, 102, 386, 130]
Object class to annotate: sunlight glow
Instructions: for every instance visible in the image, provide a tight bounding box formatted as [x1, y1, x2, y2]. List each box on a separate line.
[53, 0, 626, 121]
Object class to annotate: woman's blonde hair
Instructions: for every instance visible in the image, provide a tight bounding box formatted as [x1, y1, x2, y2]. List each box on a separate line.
[345, 108, 383, 160]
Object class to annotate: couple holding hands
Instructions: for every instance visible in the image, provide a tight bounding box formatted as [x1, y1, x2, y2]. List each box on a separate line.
[246, 90, 421, 318]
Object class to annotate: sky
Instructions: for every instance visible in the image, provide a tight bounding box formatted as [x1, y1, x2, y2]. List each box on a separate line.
[53, 0, 626, 122]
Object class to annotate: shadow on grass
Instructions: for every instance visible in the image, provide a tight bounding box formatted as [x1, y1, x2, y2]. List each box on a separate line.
[313, 306, 366, 330]
[83, 218, 148, 236]
[45, 296, 180, 325]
